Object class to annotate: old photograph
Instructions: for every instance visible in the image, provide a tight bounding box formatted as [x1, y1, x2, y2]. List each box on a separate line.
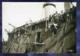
[2, 2, 76, 53]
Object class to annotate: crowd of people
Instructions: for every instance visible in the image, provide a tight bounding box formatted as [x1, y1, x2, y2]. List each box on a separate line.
[49, 6, 76, 35]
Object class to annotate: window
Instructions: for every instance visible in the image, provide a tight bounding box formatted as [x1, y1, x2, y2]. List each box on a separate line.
[35, 32, 42, 43]
[36, 32, 41, 42]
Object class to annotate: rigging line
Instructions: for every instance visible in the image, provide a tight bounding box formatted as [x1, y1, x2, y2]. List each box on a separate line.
[46, 24, 64, 50]
[55, 22, 66, 53]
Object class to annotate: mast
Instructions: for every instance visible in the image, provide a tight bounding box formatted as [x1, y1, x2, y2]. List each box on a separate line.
[43, 2, 56, 31]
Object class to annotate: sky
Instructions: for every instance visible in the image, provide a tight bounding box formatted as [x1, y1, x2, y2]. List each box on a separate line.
[2, 2, 76, 41]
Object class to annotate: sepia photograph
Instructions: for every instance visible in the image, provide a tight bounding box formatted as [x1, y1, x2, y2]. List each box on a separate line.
[2, 2, 76, 53]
